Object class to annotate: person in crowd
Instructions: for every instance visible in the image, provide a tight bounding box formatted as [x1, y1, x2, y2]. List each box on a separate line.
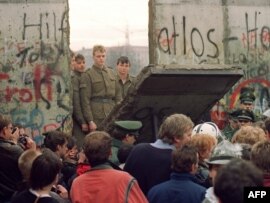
[236, 109, 255, 127]
[72, 54, 88, 147]
[62, 136, 79, 190]
[11, 150, 63, 203]
[222, 109, 240, 141]
[0, 115, 35, 202]
[192, 122, 224, 143]
[214, 159, 263, 203]
[80, 45, 122, 130]
[189, 134, 217, 188]
[147, 144, 206, 203]
[110, 120, 142, 165]
[124, 113, 194, 195]
[231, 125, 267, 146]
[43, 130, 68, 160]
[116, 56, 135, 98]
[70, 131, 148, 203]
[17, 149, 69, 203]
[202, 140, 242, 203]
[251, 140, 270, 186]
[117, 144, 134, 169]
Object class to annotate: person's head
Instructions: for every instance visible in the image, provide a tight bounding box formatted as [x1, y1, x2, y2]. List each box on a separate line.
[29, 150, 62, 190]
[189, 134, 217, 161]
[112, 120, 142, 145]
[192, 122, 224, 142]
[116, 56, 131, 77]
[74, 54, 85, 73]
[251, 140, 270, 173]
[231, 126, 267, 146]
[43, 130, 68, 158]
[206, 140, 242, 183]
[171, 144, 199, 174]
[117, 144, 133, 164]
[214, 159, 263, 203]
[239, 87, 255, 111]
[18, 149, 42, 181]
[0, 115, 15, 140]
[83, 131, 112, 167]
[92, 45, 106, 67]
[66, 136, 79, 160]
[236, 109, 255, 127]
[158, 114, 194, 148]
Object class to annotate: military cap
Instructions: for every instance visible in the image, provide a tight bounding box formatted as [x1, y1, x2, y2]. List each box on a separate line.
[228, 109, 241, 120]
[239, 87, 255, 104]
[114, 120, 142, 135]
[237, 109, 255, 122]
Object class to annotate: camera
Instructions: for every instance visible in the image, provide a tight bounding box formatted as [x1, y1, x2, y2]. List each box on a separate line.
[18, 134, 28, 146]
[51, 186, 61, 194]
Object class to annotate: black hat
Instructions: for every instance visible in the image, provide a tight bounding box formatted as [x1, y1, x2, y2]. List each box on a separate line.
[114, 120, 142, 136]
[228, 109, 241, 120]
[237, 109, 255, 122]
[240, 87, 255, 104]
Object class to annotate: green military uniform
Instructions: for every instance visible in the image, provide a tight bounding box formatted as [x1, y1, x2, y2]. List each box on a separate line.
[222, 124, 238, 141]
[71, 71, 87, 147]
[110, 120, 142, 165]
[116, 74, 135, 98]
[80, 65, 122, 127]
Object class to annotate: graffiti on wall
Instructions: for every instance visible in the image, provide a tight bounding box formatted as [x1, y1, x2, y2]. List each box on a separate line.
[151, 4, 270, 128]
[0, 3, 71, 143]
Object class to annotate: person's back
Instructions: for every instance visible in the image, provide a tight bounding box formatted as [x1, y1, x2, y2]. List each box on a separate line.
[70, 131, 147, 203]
[124, 113, 194, 195]
[147, 144, 206, 203]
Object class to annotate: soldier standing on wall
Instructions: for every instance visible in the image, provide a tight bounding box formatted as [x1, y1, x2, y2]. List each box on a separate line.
[80, 45, 122, 131]
[116, 56, 135, 98]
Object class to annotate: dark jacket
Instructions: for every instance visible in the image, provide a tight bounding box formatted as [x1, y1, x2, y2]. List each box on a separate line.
[147, 173, 206, 203]
[0, 138, 23, 202]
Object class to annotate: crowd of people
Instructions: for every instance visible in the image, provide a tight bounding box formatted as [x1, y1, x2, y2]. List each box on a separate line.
[1, 44, 270, 203]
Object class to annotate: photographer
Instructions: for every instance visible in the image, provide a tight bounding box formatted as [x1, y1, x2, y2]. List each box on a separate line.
[13, 124, 36, 150]
[0, 115, 36, 202]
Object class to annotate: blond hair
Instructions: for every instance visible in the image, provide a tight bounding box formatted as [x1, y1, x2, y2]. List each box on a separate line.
[158, 114, 194, 144]
[232, 126, 267, 146]
[92, 45, 106, 56]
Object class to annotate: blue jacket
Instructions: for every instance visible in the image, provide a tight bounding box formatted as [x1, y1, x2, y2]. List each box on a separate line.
[147, 172, 206, 203]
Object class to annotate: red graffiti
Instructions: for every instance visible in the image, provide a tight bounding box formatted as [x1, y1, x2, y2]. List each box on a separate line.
[5, 86, 33, 102]
[0, 73, 9, 80]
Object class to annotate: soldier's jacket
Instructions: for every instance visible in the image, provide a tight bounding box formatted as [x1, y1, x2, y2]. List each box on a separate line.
[72, 71, 86, 125]
[116, 74, 135, 98]
[80, 65, 122, 127]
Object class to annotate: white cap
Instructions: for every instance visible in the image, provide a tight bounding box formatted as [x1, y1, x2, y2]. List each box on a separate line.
[192, 122, 224, 141]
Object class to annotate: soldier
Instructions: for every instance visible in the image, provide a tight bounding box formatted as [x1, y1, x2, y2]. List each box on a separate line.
[80, 45, 122, 130]
[72, 54, 88, 147]
[236, 109, 255, 127]
[239, 86, 255, 111]
[116, 56, 135, 98]
[110, 120, 142, 165]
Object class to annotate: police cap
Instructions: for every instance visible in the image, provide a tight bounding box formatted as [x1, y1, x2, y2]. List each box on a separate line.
[114, 120, 142, 135]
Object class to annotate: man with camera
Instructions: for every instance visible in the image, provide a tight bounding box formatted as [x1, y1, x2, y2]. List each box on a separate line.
[0, 115, 35, 202]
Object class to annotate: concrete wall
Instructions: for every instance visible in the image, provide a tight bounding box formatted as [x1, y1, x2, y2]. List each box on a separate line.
[0, 0, 71, 144]
[149, 0, 270, 124]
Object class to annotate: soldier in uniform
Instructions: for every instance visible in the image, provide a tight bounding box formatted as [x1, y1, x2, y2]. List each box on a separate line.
[80, 45, 122, 130]
[116, 56, 135, 98]
[236, 109, 255, 127]
[239, 87, 256, 111]
[72, 54, 88, 148]
[110, 120, 142, 165]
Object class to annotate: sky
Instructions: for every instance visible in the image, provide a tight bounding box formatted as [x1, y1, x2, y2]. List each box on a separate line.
[69, 0, 149, 51]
